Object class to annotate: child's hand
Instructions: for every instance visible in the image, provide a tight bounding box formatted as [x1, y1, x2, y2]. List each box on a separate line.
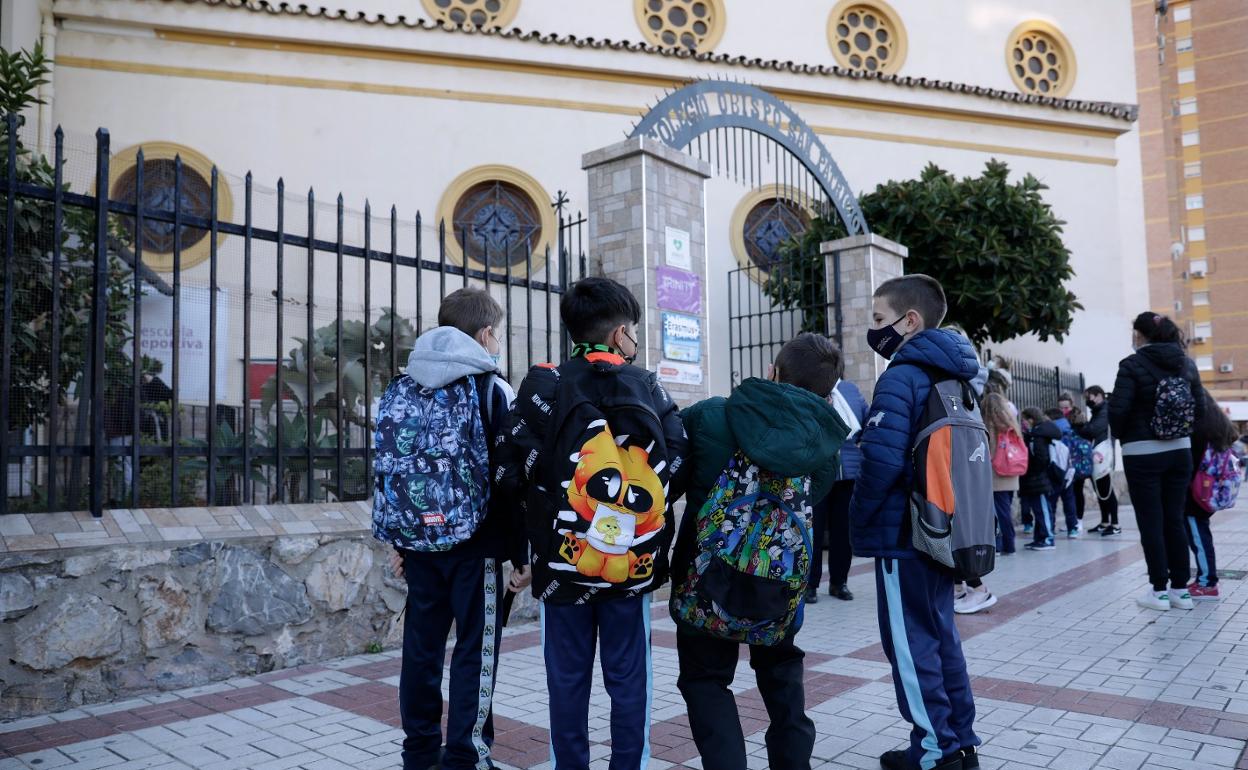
[509, 565, 532, 592]
[389, 550, 405, 579]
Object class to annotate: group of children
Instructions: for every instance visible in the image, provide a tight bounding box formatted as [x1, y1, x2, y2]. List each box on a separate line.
[374, 274, 983, 770]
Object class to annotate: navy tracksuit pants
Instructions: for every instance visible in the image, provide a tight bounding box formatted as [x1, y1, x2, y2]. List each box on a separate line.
[994, 491, 1015, 554]
[1048, 483, 1079, 533]
[876, 557, 979, 770]
[541, 596, 651, 770]
[1020, 494, 1053, 546]
[400, 551, 504, 770]
[1187, 513, 1218, 587]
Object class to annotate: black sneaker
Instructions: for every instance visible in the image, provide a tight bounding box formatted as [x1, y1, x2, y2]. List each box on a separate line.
[880, 749, 964, 770]
[1101, 525, 1122, 537]
[805, 587, 819, 604]
[831, 584, 854, 601]
[1024, 542, 1056, 551]
[961, 747, 980, 769]
[1088, 523, 1107, 534]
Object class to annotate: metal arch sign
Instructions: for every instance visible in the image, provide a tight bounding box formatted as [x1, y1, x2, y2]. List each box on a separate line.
[629, 80, 869, 236]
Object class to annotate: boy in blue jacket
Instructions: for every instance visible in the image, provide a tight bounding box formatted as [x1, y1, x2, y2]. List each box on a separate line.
[850, 275, 980, 770]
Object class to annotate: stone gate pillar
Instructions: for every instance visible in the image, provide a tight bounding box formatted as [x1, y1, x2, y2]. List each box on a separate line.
[583, 137, 713, 408]
[822, 234, 908, 401]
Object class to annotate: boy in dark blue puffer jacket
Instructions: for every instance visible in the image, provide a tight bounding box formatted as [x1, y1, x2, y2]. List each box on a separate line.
[850, 275, 980, 770]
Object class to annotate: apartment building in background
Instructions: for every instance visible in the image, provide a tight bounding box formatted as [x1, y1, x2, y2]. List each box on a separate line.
[1134, 0, 1248, 420]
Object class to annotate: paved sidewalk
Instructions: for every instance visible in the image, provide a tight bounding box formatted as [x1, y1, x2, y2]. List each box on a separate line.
[5, 503, 1248, 769]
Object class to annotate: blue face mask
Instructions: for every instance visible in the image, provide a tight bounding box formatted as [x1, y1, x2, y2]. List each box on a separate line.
[866, 315, 908, 360]
[489, 353, 501, 367]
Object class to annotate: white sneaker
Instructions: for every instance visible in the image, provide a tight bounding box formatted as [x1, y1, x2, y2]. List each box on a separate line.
[954, 583, 967, 602]
[1138, 589, 1170, 611]
[954, 586, 998, 614]
[1168, 588, 1195, 610]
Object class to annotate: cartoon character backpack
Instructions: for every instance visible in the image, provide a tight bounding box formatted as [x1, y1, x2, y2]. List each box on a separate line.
[372, 373, 492, 551]
[910, 375, 996, 579]
[529, 365, 675, 604]
[1191, 445, 1243, 514]
[670, 451, 813, 646]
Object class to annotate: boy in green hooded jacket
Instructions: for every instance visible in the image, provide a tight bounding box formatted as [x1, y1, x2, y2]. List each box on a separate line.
[670, 333, 848, 770]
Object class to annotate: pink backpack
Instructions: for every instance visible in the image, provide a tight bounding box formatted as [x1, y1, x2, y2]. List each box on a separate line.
[992, 429, 1029, 477]
[1190, 446, 1242, 513]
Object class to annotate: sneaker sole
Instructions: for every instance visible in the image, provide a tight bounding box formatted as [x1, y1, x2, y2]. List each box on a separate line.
[1137, 599, 1170, 611]
[955, 594, 998, 614]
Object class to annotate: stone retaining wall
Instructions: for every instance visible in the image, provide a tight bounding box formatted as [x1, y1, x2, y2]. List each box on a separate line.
[0, 503, 535, 719]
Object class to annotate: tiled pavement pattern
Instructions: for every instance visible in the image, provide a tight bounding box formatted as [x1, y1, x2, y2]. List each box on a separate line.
[6, 502, 1248, 769]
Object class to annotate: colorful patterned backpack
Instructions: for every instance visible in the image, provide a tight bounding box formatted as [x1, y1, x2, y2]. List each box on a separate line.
[1062, 433, 1094, 479]
[1190, 446, 1243, 514]
[670, 451, 812, 646]
[372, 373, 492, 551]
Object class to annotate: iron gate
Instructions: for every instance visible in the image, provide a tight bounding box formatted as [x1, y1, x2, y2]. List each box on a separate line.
[0, 115, 586, 516]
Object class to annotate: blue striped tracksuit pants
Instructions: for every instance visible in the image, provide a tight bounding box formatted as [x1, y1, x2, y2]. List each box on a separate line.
[876, 557, 979, 770]
[1187, 514, 1218, 587]
[541, 596, 652, 770]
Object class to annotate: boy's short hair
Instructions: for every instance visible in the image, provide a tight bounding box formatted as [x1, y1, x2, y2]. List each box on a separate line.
[438, 288, 504, 337]
[773, 333, 843, 397]
[1086, 385, 1106, 398]
[1021, 406, 1048, 424]
[1044, 407, 1064, 421]
[560, 277, 641, 344]
[874, 274, 947, 329]
[1057, 391, 1075, 405]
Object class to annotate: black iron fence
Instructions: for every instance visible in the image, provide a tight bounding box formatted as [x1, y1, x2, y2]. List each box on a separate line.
[728, 255, 840, 387]
[1, 115, 585, 516]
[984, 350, 1086, 412]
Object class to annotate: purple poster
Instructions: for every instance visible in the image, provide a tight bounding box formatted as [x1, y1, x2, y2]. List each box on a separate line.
[656, 265, 702, 315]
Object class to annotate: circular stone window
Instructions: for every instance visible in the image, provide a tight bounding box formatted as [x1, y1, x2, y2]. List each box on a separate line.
[437, 166, 554, 276]
[827, 0, 907, 75]
[108, 142, 233, 273]
[421, 0, 519, 28]
[634, 0, 726, 53]
[729, 188, 814, 282]
[1006, 22, 1076, 97]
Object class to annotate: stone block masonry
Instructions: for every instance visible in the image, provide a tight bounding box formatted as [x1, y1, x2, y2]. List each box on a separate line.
[584, 137, 712, 408]
[0, 501, 536, 719]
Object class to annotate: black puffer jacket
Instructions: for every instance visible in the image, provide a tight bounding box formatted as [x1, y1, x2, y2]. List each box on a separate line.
[1020, 421, 1062, 497]
[1076, 400, 1110, 445]
[1109, 342, 1205, 445]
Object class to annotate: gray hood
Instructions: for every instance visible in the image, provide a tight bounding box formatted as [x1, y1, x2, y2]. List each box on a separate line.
[406, 326, 497, 389]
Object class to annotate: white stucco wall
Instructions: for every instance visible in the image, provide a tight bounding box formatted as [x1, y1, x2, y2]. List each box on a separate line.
[38, 0, 1144, 401]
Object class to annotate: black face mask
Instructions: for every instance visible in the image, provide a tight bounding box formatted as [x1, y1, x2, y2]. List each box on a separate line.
[1086, 398, 1097, 408]
[866, 315, 908, 360]
[621, 330, 638, 365]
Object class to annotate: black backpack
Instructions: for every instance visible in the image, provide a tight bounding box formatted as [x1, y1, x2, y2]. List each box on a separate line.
[530, 366, 675, 603]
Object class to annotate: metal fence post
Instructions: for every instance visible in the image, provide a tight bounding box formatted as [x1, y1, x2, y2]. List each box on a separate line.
[89, 128, 110, 517]
[0, 115, 17, 516]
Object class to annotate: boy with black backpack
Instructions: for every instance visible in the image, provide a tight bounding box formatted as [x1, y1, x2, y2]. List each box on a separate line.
[850, 274, 985, 770]
[373, 288, 530, 770]
[1020, 407, 1063, 552]
[494, 277, 688, 770]
[669, 333, 849, 770]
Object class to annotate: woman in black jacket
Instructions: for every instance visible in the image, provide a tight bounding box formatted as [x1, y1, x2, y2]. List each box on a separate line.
[1077, 385, 1121, 535]
[1109, 312, 1205, 612]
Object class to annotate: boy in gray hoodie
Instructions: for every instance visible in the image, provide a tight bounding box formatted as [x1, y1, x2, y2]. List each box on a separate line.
[373, 288, 529, 770]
